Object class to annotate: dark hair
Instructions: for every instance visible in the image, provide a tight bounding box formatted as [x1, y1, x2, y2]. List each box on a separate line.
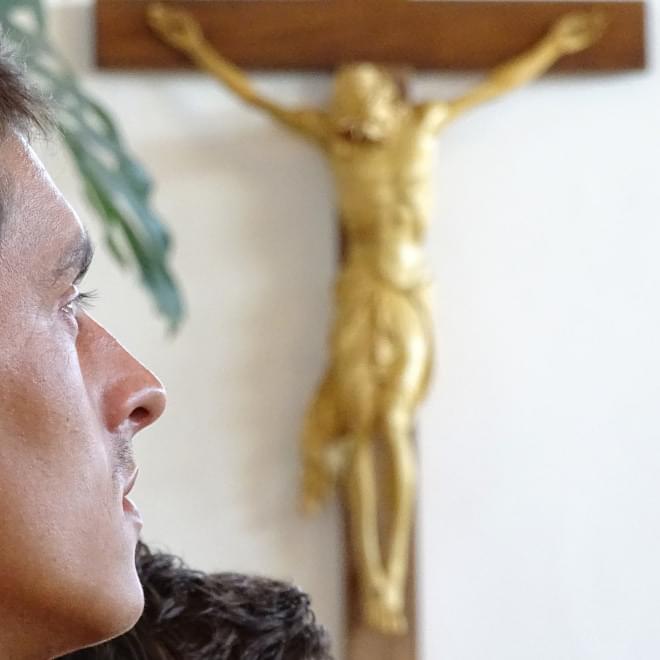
[0, 39, 47, 136]
[59, 542, 333, 660]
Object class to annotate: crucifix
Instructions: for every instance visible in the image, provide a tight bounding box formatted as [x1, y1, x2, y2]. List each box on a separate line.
[96, 2, 645, 659]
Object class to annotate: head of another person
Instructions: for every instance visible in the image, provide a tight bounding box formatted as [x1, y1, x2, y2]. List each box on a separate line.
[60, 542, 334, 660]
[0, 45, 167, 657]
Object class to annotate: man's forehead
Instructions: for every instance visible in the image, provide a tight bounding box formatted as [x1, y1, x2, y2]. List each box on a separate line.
[0, 133, 55, 220]
[0, 131, 88, 277]
[0, 130, 37, 184]
[0, 170, 15, 241]
[0, 133, 25, 239]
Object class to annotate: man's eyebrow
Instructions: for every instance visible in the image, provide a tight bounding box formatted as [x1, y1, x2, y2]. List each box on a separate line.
[52, 229, 95, 284]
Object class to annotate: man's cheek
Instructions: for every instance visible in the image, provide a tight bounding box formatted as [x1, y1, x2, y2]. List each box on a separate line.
[0, 407, 113, 541]
[0, 367, 73, 441]
[0, 344, 100, 472]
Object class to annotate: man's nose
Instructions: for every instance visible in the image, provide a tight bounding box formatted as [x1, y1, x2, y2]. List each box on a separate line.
[111, 376, 167, 434]
[79, 316, 167, 433]
[102, 353, 167, 434]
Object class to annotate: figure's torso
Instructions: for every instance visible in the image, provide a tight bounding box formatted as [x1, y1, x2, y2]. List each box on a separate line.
[326, 109, 436, 292]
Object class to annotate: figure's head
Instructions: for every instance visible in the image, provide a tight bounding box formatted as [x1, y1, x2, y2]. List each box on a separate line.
[329, 63, 404, 143]
[0, 47, 166, 656]
[60, 541, 334, 660]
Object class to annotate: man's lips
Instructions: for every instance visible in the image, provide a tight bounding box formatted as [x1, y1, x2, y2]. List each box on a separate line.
[122, 468, 143, 528]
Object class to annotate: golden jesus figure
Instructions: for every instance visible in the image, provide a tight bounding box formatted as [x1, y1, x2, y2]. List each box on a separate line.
[148, 5, 604, 636]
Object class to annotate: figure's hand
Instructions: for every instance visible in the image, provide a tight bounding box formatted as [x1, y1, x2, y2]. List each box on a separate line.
[547, 11, 608, 55]
[147, 3, 205, 53]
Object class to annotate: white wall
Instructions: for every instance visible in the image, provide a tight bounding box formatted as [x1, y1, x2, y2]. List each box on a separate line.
[40, 2, 660, 659]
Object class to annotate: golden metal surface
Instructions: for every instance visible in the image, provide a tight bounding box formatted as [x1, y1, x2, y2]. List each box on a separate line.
[148, 4, 604, 636]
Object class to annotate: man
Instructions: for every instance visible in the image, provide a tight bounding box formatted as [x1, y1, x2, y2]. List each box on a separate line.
[0, 46, 167, 658]
[60, 541, 333, 660]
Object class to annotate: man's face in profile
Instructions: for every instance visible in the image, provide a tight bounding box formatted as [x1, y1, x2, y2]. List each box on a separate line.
[0, 132, 166, 657]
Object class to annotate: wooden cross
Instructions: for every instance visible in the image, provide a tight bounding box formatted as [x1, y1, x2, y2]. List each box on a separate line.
[96, 2, 645, 659]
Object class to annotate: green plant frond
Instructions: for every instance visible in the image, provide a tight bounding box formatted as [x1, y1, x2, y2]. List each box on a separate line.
[0, 0, 45, 34]
[0, 3, 185, 332]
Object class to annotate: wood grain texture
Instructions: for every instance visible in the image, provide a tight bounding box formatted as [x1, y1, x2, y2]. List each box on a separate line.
[96, 0, 646, 71]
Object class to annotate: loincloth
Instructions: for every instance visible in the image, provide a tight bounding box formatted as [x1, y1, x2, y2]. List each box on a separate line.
[327, 264, 434, 412]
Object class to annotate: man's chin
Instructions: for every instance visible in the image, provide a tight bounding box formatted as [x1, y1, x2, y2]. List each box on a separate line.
[73, 558, 145, 649]
[105, 559, 145, 636]
[54, 576, 144, 657]
[111, 577, 145, 638]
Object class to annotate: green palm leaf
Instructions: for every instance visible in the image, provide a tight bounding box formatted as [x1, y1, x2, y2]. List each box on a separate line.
[0, 0, 185, 331]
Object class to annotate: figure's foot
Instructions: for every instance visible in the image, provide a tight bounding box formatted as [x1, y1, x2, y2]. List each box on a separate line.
[364, 591, 408, 636]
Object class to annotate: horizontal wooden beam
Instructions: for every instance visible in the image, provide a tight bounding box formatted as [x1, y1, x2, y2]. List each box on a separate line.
[96, 0, 646, 71]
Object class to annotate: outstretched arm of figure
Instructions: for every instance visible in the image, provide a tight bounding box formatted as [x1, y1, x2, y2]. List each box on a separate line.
[147, 4, 330, 145]
[415, 11, 606, 132]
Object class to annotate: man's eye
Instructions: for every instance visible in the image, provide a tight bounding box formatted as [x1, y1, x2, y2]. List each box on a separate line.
[62, 289, 98, 316]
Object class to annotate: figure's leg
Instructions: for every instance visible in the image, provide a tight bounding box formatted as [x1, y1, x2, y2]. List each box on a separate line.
[361, 294, 427, 633]
[379, 405, 416, 634]
[346, 433, 388, 628]
[302, 290, 377, 513]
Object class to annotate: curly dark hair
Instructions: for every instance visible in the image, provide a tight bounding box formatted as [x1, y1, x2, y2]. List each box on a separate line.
[59, 542, 333, 660]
